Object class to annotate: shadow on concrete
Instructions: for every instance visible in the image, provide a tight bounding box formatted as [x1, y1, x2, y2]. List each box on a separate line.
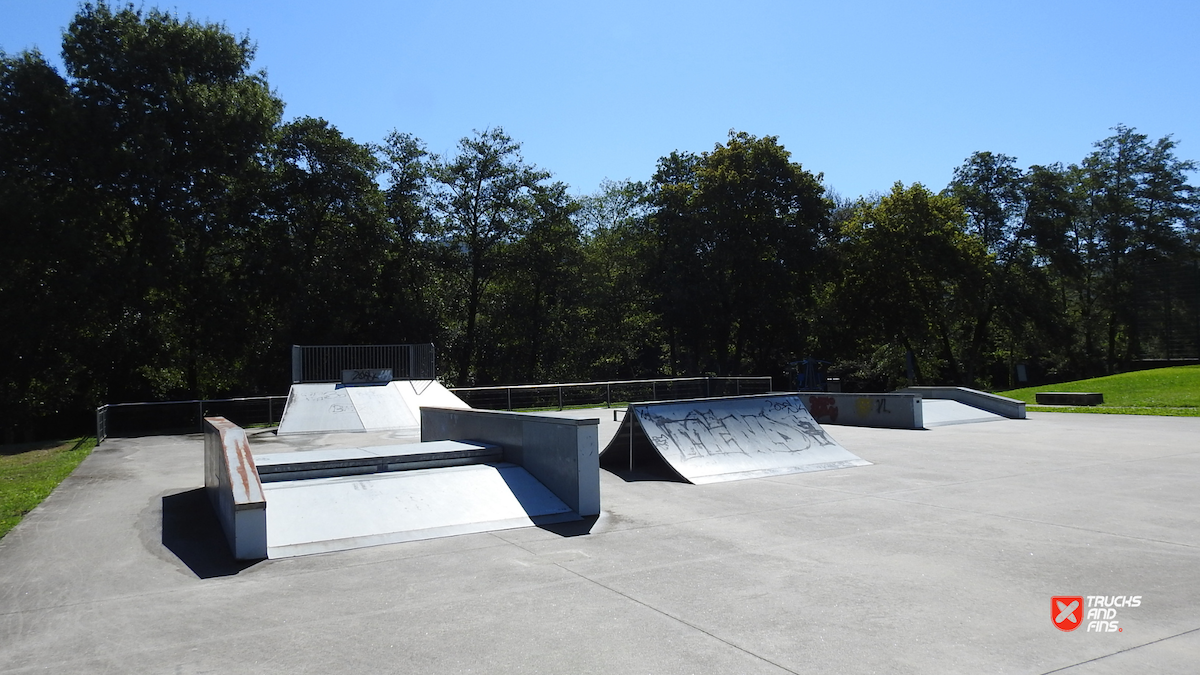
[161, 489, 261, 579]
[534, 514, 600, 537]
[600, 465, 689, 484]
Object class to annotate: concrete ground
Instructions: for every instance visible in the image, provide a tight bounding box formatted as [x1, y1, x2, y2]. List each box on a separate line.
[1, 411, 1198, 674]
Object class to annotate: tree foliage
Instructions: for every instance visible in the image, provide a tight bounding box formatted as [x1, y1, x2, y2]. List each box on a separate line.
[646, 131, 830, 377]
[833, 183, 990, 384]
[2, 3, 1198, 441]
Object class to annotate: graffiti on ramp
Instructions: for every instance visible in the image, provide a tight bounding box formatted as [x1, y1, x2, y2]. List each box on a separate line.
[604, 394, 870, 484]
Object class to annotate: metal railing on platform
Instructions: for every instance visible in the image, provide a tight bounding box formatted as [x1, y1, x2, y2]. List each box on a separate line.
[96, 395, 287, 443]
[449, 376, 773, 411]
[291, 344, 435, 383]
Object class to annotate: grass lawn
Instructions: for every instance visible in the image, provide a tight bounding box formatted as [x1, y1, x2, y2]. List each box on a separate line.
[0, 437, 96, 540]
[997, 365, 1200, 416]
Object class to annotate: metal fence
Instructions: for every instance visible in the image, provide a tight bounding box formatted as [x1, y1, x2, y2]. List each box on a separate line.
[291, 344, 436, 383]
[449, 376, 773, 411]
[96, 395, 288, 443]
[94, 375, 773, 442]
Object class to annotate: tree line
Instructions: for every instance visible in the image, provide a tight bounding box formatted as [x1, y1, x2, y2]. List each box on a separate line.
[2, 3, 1198, 441]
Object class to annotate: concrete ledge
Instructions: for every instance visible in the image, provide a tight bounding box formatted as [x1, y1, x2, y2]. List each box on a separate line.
[1036, 392, 1104, 406]
[203, 417, 267, 560]
[898, 386, 1026, 419]
[420, 408, 600, 517]
[801, 393, 923, 429]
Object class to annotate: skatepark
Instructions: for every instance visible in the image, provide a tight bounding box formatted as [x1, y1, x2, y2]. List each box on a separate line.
[2, 373, 1198, 673]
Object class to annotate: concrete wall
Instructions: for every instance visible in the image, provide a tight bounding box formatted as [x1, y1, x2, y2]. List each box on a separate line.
[898, 386, 1026, 419]
[420, 408, 600, 517]
[203, 417, 267, 560]
[801, 393, 923, 429]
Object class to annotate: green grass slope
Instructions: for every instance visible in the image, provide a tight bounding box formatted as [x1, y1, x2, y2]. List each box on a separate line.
[997, 365, 1200, 416]
[1, 437, 96, 539]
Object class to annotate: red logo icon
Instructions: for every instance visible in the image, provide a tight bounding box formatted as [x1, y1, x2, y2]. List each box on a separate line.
[1053, 596, 1084, 631]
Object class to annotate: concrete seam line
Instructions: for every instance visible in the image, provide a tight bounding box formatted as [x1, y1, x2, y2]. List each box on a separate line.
[555, 564, 802, 675]
[830, 449, 1200, 500]
[1038, 625, 1200, 674]
[866, 493, 1200, 551]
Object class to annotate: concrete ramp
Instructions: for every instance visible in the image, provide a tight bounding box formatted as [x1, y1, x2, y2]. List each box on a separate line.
[277, 384, 366, 434]
[601, 394, 870, 484]
[262, 463, 575, 558]
[277, 380, 468, 435]
[346, 384, 414, 430]
[921, 399, 1007, 427]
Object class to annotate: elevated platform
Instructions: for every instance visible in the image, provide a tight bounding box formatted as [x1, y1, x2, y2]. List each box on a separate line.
[600, 394, 870, 484]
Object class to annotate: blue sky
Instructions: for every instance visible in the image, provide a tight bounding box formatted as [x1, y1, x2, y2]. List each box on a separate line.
[3, 0, 1198, 199]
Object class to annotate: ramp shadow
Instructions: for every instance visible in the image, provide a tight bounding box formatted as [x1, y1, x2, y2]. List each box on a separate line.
[599, 426, 689, 483]
[600, 463, 689, 484]
[161, 488, 261, 578]
[495, 465, 600, 537]
[533, 514, 599, 537]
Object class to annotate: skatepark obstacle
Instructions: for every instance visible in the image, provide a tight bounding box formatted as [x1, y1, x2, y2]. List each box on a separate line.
[600, 394, 871, 484]
[204, 405, 600, 560]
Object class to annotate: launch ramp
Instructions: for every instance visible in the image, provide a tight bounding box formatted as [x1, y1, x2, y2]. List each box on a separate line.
[600, 394, 870, 484]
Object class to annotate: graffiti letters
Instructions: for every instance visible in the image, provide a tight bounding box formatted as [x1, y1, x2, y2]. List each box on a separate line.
[639, 397, 838, 463]
[807, 396, 839, 423]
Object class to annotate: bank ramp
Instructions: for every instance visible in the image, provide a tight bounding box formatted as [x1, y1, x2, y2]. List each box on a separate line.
[600, 394, 869, 484]
[277, 380, 468, 435]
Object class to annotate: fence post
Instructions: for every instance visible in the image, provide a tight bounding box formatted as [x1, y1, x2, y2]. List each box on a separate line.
[606, 383, 611, 408]
[95, 406, 107, 444]
[507, 388, 512, 411]
[558, 387, 564, 410]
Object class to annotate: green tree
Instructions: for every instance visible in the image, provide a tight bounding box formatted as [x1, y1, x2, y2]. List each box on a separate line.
[376, 131, 443, 346]
[426, 127, 552, 383]
[0, 50, 101, 440]
[647, 131, 831, 378]
[944, 152, 1030, 385]
[253, 117, 389, 370]
[1075, 126, 1197, 369]
[484, 181, 584, 383]
[1, 2, 292, 439]
[574, 179, 663, 379]
[835, 182, 990, 384]
[62, 2, 283, 398]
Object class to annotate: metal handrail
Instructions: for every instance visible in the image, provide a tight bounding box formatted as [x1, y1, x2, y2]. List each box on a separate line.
[291, 343, 435, 383]
[450, 376, 773, 411]
[96, 394, 288, 443]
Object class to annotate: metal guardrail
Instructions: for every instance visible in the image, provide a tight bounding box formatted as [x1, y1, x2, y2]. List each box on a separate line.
[291, 344, 435, 383]
[96, 395, 288, 443]
[449, 376, 773, 411]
